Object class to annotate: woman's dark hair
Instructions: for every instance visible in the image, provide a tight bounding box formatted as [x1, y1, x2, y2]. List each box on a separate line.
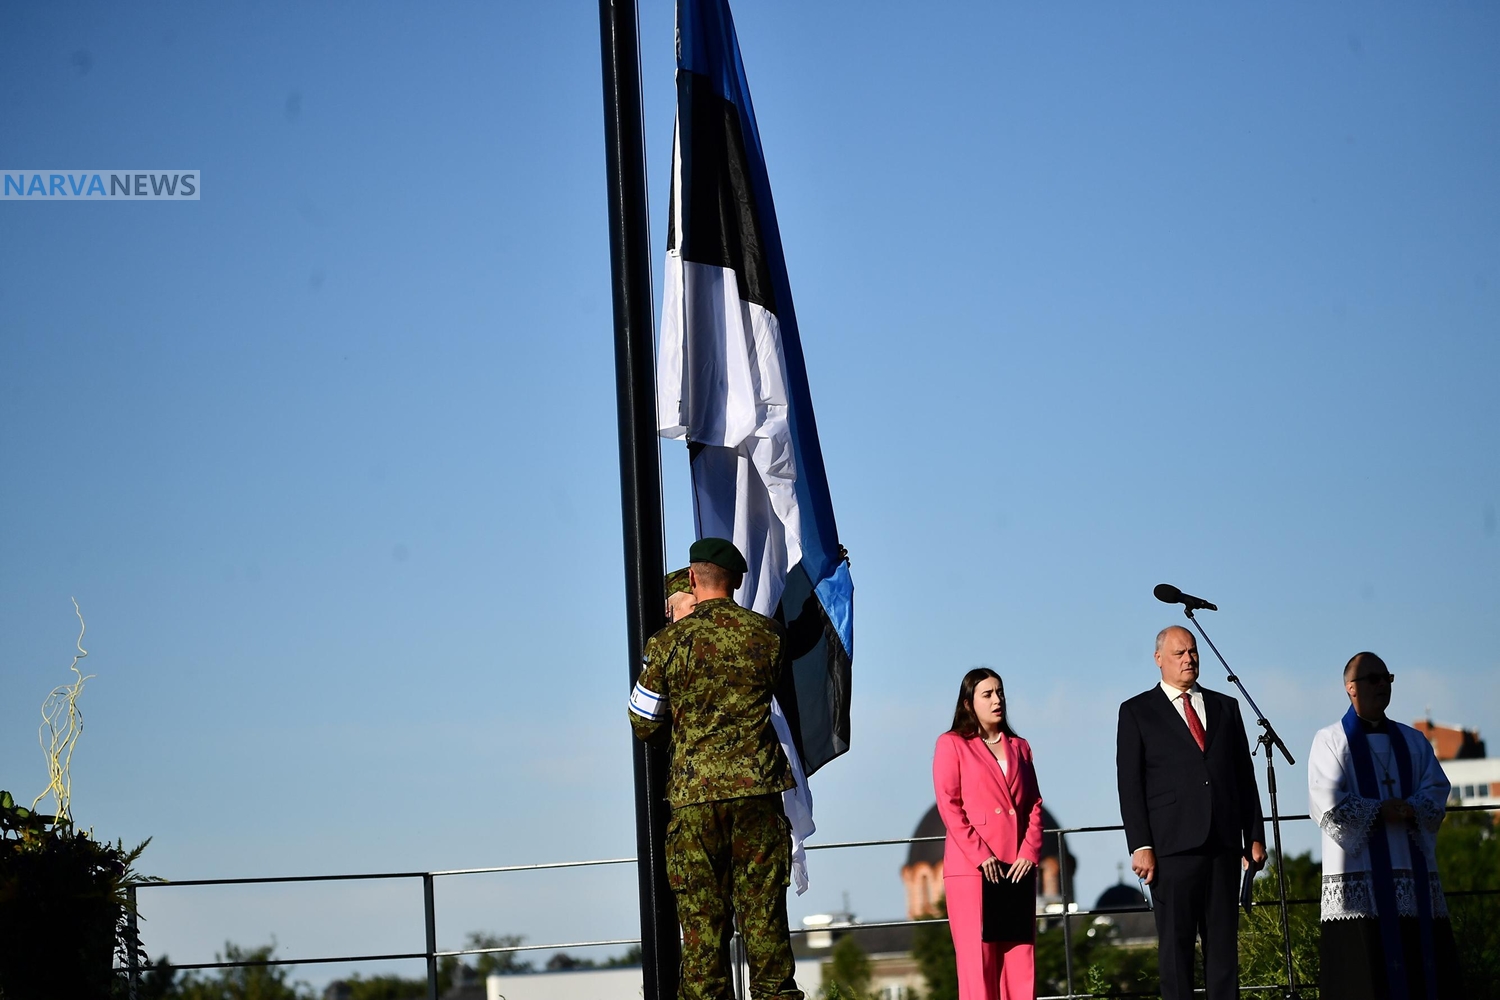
[949, 667, 1019, 739]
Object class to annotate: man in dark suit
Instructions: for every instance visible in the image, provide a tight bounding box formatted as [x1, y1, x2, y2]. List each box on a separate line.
[1117, 625, 1266, 1000]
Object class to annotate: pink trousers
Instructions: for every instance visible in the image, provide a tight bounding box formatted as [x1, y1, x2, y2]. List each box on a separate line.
[945, 875, 1035, 1000]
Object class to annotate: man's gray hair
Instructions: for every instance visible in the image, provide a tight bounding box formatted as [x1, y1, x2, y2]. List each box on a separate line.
[1156, 625, 1191, 653]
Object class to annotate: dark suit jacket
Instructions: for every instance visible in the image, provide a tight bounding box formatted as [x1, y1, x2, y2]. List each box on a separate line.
[1116, 684, 1265, 857]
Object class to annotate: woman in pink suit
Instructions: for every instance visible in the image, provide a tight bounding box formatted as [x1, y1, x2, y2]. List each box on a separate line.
[933, 668, 1045, 1000]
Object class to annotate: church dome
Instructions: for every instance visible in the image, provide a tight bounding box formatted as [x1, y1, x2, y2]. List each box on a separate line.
[906, 805, 947, 867]
[1094, 882, 1147, 911]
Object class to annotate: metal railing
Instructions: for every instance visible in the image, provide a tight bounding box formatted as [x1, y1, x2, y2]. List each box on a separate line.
[122, 802, 1499, 1000]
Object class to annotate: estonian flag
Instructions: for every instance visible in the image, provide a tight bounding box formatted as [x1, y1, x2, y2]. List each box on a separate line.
[656, 0, 854, 892]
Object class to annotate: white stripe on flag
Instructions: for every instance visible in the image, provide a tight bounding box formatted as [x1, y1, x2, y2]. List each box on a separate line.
[657, 254, 803, 618]
[771, 697, 815, 894]
[659, 251, 816, 892]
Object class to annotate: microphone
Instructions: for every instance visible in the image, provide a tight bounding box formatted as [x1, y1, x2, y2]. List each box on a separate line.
[1154, 583, 1218, 612]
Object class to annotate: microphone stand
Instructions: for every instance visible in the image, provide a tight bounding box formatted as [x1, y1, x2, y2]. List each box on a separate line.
[1182, 608, 1303, 1000]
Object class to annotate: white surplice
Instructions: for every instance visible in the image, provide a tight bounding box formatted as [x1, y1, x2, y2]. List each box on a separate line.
[1307, 719, 1450, 921]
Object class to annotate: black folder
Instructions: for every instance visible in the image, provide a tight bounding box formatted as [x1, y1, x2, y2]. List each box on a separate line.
[981, 863, 1037, 943]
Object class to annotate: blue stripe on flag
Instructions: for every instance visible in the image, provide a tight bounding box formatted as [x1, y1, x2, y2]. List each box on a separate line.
[678, 0, 852, 665]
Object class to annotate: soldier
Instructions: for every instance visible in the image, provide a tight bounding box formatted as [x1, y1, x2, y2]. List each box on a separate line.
[628, 537, 804, 1000]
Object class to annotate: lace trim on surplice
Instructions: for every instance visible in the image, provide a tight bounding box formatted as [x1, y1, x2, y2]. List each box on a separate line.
[1320, 870, 1449, 921]
[1318, 794, 1380, 856]
[1410, 793, 1446, 834]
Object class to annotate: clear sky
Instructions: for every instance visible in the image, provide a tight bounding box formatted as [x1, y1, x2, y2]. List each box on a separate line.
[2, 0, 1497, 988]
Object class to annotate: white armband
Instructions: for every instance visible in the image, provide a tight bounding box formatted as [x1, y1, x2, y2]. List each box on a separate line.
[629, 681, 667, 721]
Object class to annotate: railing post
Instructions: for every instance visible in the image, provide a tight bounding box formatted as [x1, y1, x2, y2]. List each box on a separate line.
[126, 883, 140, 1000]
[1058, 831, 1075, 998]
[424, 874, 439, 1000]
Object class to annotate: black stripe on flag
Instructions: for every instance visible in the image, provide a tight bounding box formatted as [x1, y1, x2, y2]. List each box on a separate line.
[775, 563, 851, 776]
[669, 70, 778, 314]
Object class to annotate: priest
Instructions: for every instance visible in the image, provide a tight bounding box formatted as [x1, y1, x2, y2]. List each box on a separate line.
[1308, 651, 1461, 999]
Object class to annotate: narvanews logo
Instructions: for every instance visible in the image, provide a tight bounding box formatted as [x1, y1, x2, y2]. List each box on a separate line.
[2, 171, 200, 200]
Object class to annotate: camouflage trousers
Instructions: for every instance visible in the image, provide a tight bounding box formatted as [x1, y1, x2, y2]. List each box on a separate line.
[666, 793, 804, 1000]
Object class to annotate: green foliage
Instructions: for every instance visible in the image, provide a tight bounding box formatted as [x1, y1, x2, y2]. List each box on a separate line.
[128, 930, 542, 1000]
[1032, 922, 1066, 994]
[167, 942, 315, 1000]
[1036, 918, 1158, 998]
[465, 931, 534, 975]
[0, 789, 155, 1000]
[910, 898, 957, 1000]
[1438, 810, 1500, 999]
[332, 960, 454, 1000]
[545, 951, 597, 970]
[0, 789, 54, 837]
[604, 944, 643, 966]
[820, 932, 872, 998]
[339, 973, 429, 1000]
[132, 943, 422, 1000]
[1238, 850, 1321, 991]
[121, 956, 183, 1000]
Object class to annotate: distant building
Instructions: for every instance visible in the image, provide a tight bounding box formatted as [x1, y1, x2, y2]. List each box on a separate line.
[899, 803, 1076, 920]
[1087, 872, 1156, 948]
[1443, 757, 1500, 809]
[792, 913, 922, 1000]
[1411, 716, 1500, 813]
[1412, 717, 1486, 760]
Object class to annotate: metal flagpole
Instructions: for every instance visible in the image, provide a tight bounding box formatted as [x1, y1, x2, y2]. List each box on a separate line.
[597, 2, 678, 999]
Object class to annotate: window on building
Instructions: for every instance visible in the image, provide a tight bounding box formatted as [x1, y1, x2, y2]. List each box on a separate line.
[1464, 785, 1475, 798]
[1479, 784, 1491, 796]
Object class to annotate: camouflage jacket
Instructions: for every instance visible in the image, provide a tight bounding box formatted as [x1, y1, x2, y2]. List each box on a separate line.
[628, 597, 793, 807]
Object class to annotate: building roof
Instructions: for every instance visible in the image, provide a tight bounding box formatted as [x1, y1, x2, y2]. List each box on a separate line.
[1412, 719, 1486, 760]
[791, 921, 917, 959]
[906, 805, 947, 866]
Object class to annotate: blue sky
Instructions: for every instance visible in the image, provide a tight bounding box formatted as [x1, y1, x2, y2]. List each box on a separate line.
[2, 0, 1497, 987]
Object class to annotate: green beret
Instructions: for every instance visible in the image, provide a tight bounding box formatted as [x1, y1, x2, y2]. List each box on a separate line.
[689, 537, 748, 574]
[665, 568, 692, 596]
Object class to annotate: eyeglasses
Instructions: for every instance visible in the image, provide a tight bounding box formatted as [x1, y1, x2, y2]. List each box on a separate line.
[1353, 673, 1395, 685]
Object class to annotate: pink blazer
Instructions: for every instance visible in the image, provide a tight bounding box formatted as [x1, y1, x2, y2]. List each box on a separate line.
[933, 730, 1045, 877]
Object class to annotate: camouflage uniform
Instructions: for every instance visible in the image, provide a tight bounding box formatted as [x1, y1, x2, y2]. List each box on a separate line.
[629, 597, 804, 1000]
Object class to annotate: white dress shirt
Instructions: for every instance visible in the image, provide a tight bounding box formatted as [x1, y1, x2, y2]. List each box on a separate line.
[1160, 681, 1208, 736]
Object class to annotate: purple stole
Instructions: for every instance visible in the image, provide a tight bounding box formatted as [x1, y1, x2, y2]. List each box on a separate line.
[1341, 706, 1438, 1000]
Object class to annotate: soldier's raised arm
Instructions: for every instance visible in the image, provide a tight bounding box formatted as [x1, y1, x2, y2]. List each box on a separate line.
[628, 631, 671, 741]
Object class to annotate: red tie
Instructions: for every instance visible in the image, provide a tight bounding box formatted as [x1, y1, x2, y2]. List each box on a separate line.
[1181, 692, 1206, 752]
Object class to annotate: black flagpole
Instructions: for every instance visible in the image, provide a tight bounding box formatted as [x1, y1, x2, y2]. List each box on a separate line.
[598, 2, 678, 1000]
